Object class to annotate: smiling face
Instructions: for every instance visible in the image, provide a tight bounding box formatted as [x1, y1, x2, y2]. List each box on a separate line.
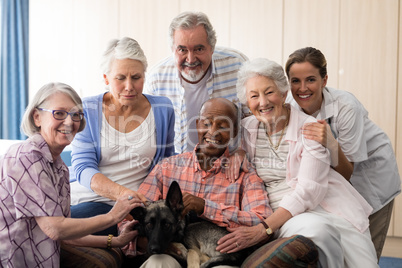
[103, 58, 145, 107]
[172, 25, 214, 83]
[288, 61, 327, 115]
[196, 99, 237, 167]
[33, 92, 82, 158]
[246, 75, 287, 129]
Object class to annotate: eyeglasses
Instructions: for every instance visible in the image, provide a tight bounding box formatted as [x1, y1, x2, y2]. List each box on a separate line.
[37, 108, 84, 122]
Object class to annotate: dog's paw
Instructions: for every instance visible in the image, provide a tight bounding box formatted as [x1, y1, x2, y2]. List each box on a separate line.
[167, 242, 188, 259]
[187, 249, 201, 268]
[200, 253, 210, 264]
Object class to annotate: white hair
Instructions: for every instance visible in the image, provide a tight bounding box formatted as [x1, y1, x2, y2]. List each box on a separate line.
[236, 58, 289, 105]
[100, 37, 147, 75]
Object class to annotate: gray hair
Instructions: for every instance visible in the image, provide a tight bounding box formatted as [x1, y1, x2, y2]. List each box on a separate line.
[100, 37, 148, 75]
[21, 82, 86, 137]
[169, 11, 217, 51]
[236, 58, 289, 105]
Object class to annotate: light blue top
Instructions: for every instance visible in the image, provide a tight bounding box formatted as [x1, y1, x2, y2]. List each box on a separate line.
[70, 93, 175, 190]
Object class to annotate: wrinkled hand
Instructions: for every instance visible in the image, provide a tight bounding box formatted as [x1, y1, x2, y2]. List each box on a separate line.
[115, 220, 139, 247]
[302, 120, 336, 149]
[225, 149, 250, 183]
[216, 225, 267, 253]
[182, 192, 205, 217]
[108, 194, 144, 223]
[120, 188, 148, 204]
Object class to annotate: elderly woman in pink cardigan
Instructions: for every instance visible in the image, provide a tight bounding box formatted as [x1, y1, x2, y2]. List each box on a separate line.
[216, 58, 378, 268]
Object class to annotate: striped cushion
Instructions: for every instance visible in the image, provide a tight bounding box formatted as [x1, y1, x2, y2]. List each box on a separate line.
[60, 243, 124, 268]
[241, 235, 318, 268]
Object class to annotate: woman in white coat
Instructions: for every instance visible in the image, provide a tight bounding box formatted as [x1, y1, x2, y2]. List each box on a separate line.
[285, 47, 401, 260]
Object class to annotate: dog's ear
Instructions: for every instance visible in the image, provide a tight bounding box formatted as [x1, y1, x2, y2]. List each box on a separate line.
[130, 206, 146, 223]
[166, 181, 184, 216]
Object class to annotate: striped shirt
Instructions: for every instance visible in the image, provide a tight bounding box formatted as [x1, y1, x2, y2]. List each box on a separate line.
[254, 122, 293, 211]
[144, 47, 249, 153]
[138, 146, 272, 228]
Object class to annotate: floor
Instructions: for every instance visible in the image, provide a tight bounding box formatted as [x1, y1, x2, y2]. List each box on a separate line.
[379, 257, 402, 268]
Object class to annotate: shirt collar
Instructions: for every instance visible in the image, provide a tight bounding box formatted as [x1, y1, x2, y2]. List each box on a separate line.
[31, 133, 69, 172]
[317, 87, 337, 120]
[191, 144, 230, 173]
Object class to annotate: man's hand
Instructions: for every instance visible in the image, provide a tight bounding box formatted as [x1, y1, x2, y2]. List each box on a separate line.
[182, 192, 205, 216]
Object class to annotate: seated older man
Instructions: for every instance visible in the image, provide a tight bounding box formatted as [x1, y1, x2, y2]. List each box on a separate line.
[125, 98, 318, 268]
[131, 98, 269, 267]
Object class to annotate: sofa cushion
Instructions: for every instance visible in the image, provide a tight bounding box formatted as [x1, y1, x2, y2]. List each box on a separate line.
[241, 235, 318, 268]
[60, 243, 124, 268]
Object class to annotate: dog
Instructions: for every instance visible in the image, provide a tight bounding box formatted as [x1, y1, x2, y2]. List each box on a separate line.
[130, 181, 249, 268]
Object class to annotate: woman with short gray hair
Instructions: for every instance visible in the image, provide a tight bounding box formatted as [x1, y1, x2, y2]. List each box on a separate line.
[21, 82, 86, 136]
[0, 82, 138, 267]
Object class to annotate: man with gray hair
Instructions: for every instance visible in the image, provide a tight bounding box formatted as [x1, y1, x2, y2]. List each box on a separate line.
[145, 11, 249, 154]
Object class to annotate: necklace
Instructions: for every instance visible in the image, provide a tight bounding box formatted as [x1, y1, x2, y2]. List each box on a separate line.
[266, 109, 290, 150]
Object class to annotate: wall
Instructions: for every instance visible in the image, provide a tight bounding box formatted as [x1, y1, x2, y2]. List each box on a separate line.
[29, 0, 402, 256]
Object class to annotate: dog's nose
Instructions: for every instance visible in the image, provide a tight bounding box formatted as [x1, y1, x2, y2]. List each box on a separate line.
[149, 245, 161, 254]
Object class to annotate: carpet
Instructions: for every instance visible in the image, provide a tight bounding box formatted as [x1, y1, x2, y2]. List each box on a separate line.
[379, 256, 402, 268]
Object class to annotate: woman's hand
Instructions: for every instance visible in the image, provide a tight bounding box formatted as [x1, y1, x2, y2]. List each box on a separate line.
[302, 120, 336, 150]
[302, 120, 354, 179]
[216, 224, 268, 253]
[120, 188, 148, 204]
[225, 148, 250, 183]
[108, 194, 144, 223]
[114, 220, 139, 247]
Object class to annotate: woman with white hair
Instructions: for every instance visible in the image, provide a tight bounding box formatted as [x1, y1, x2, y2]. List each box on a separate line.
[0, 82, 138, 267]
[70, 37, 175, 235]
[216, 58, 379, 268]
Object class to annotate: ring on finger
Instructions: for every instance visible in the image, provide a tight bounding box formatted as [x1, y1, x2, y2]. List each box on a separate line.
[128, 195, 133, 200]
[236, 242, 239, 248]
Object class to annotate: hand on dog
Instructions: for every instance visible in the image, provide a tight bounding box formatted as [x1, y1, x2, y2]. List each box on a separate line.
[216, 224, 267, 253]
[108, 194, 144, 223]
[119, 188, 148, 204]
[115, 220, 139, 247]
[182, 192, 205, 216]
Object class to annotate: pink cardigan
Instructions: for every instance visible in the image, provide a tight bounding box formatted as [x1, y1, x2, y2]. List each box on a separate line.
[241, 106, 372, 233]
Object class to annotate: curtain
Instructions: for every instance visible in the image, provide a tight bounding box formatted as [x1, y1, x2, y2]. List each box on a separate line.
[0, 0, 29, 140]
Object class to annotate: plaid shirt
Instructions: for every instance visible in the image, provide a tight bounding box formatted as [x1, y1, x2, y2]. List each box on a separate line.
[138, 147, 272, 228]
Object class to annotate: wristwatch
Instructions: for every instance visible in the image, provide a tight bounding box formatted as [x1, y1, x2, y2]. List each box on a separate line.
[261, 220, 273, 236]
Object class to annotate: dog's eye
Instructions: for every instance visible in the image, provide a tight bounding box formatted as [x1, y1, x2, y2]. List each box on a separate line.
[145, 223, 153, 231]
[162, 222, 171, 231]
